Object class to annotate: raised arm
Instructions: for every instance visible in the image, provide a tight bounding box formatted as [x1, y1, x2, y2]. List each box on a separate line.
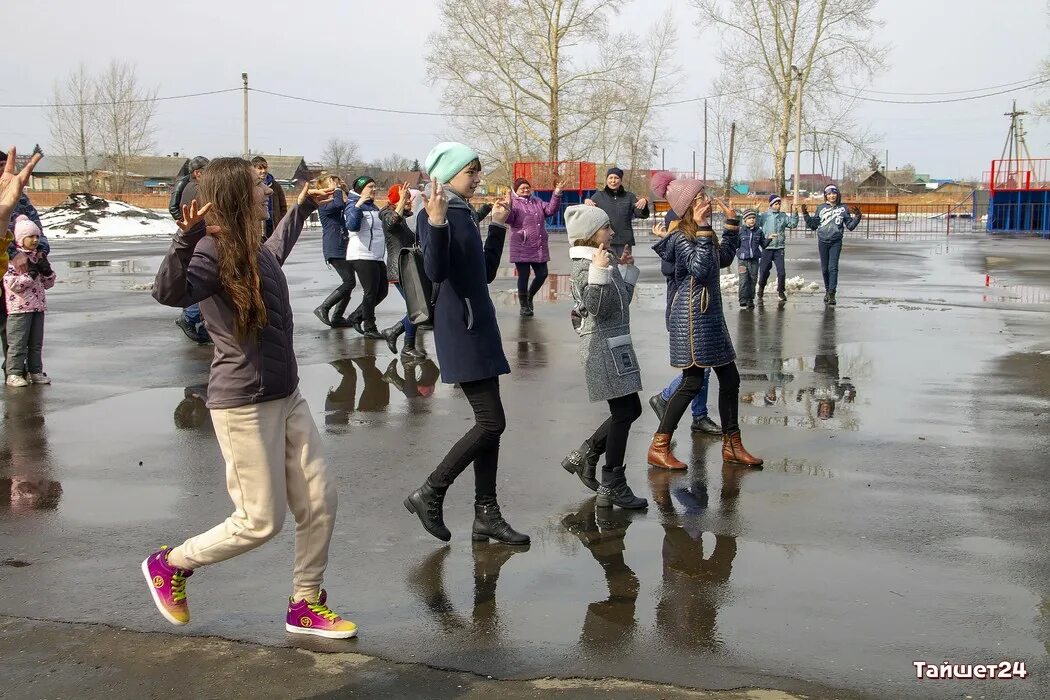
[152, 221, 220, 308]
[542, 192, 561, 218]
[802, 205, 820, 230]
[264, 199, 319, 266]
[483, 223, 507, 283]
[418, 209, 450, 284]
[717, 230, 741, 269]
[845, 206, 862, 231]
[345, 196, 365, 232]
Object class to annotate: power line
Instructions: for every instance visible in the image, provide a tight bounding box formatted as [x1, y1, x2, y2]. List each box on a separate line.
[248, 88, 480, 118]
[839, 77, 1050, 105]
[859, 75, 1043, 96]
[0, 87, 241, 109]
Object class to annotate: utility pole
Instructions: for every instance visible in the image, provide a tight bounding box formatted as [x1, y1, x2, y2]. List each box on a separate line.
[692, 150, 696, 179]
[811, 131, 816, 179]
[703, 99, 708, 183]
[242, 73, 250, 158]
[725, 121, 737, 199]
[661, 147, 665, 171]
[792, 66, 803, 207]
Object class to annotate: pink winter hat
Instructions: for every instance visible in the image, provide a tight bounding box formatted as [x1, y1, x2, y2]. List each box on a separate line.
[650, 171, 706, 217]
[13, 215, 41, 246]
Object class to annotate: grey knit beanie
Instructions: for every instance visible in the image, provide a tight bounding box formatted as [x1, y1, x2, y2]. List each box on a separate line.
[564, 205, 610, 244]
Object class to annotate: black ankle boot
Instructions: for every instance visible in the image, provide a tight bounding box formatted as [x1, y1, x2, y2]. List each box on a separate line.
[472, 497, 530, 545]
[404, 480, 451, 542]
[362, 322, 384, 340]
[828, 291, 837, 306]
[329, 292, 353, 327]
[596, 474, 648, 510]
[401, 334, 427, 361]
[313, 289, 344, 327]
[382, 321, 405, 353]
[561, 440, 601, 492]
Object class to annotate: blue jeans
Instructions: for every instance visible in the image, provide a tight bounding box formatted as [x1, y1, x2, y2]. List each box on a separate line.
[182, 303, 202, 326]
[661, 368, 710, 418]
[817, 239, 843, 292]
[394, 284, 416, 341]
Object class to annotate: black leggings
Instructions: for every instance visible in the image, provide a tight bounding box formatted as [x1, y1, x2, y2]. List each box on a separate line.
[428, 377, 505, 498]
[515, 262, 548, 302]
[347, 260, 389, 326]
[328, 258, 356, 299]
[658, 363, 740, 435]
[586, 393, 643, 482]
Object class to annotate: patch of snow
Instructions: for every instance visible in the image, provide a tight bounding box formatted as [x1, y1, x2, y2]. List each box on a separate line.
[719, 272, 818, 295]
[40, 193, 175, 239]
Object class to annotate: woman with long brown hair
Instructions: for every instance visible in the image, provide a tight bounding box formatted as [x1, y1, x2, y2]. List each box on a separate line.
[646, 172, 763, 470]
[143, 158, 359, 639]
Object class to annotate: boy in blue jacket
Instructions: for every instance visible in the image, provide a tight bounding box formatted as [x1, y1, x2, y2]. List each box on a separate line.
[737, 208, 764, 309]
[757, 194, 798, 302]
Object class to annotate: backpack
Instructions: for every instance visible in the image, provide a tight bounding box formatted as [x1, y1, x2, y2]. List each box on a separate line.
[397, 244, 438, 324]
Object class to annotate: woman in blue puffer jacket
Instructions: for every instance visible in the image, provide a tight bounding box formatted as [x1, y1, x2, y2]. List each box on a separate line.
[646, 173, 763, 470]
[313, 175, 355, 327]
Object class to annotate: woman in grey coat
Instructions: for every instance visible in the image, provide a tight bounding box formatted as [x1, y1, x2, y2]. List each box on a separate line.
[560, 205, 647, 510]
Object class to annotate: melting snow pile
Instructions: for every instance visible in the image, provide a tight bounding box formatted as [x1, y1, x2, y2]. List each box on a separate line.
[719, 272, 820, 295]
[40, 193, 174, 239]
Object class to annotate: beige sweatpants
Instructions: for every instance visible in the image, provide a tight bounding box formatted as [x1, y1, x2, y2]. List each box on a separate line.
[167, 390, 337, 602]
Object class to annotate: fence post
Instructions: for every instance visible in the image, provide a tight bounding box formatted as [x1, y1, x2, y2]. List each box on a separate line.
[946, 205, 950, 237]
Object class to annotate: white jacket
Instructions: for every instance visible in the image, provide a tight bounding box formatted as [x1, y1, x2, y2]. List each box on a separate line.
[344, 193, 387, 262]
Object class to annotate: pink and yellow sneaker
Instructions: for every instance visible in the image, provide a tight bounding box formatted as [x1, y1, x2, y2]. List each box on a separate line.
[141, 546, 193, 625]
[286, 590, 358, 639]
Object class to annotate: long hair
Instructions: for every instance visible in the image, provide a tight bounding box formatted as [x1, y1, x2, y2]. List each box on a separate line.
[198, 158, 268, 341]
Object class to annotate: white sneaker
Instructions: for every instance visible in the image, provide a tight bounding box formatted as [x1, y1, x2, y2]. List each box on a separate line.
[6, 375, 29, 387]
[30, 373, 51, 385]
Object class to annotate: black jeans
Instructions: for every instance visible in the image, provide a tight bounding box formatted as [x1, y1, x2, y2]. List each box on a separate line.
[6, 311, 45, 377]
[758, 249, 786, 292]
[515, 262, 548, 302]
[817, 239, 843, 292]
[347, 260, 389, 327]
[328, 258, 357, 299]
[586, 393, 643, 483]
[428, 377, 505, 498]
[658, 363, 740, 435]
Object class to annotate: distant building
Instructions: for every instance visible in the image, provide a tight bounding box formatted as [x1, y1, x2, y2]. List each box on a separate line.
[789, 173, 835, 192]
[28, 155, 107, 191]
[857, 170, 910, 197]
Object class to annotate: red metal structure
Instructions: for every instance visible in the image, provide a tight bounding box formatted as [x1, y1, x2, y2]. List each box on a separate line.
[512, 161, 597, 191]
[988, 158, 1050, 191]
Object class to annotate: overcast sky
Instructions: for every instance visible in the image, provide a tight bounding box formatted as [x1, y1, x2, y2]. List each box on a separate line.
[3, 0, 1047, 181]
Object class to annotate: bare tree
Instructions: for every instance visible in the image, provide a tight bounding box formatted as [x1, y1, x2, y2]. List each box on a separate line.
[372, 153, 415, 173]
[428, 0, 652, 167]
[47, 64, 98, 192]
[321, 137, 359, 182]
[694, 0, 886, 196]
[95, 61, 157, 194]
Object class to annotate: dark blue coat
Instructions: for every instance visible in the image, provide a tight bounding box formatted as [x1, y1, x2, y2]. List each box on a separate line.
[418, 193, 510, 384]
[737, 225, 765, 261]
[319, 189, 348, 261]
[657, 228, 740, 368]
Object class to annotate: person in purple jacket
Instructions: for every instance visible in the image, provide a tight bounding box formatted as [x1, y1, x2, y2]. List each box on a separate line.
[141, 158, 359, 640]
[506, 177, 562, 317]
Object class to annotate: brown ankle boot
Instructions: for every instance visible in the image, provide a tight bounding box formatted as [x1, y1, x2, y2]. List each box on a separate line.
[722, 431, 763, 467]
[647, 433, 687, 470]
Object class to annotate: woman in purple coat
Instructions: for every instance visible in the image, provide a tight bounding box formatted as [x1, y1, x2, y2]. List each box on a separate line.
[506, 177, 562, 316]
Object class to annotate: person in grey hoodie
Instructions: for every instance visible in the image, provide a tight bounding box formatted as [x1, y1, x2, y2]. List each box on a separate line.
[756, 194, 798, 302]
[561, 204, 647, 510]
[802, 184, 861, 306]
[144, 158, 359, 639]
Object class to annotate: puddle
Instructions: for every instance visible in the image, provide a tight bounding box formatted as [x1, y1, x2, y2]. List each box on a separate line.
[65, 259, 144, 273]
[981, 274, 1050, 304]
[318, 356, 442, 428]
[1, 559, 31, 568]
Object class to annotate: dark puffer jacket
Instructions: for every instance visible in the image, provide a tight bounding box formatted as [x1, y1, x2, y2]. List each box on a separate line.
[657, 226, 740, 368]
[319, 189, 349, 261]
[153, 201, 317, 409]
[379, 204, 416, 282]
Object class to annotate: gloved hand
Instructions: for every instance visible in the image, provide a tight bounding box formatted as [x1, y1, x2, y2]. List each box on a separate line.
[34, 254, 53, 278]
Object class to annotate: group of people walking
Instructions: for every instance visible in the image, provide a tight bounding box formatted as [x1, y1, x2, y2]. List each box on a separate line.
[0, 142, 863, 640]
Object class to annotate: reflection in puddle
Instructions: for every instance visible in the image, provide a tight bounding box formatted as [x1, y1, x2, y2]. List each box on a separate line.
[1, 389, 60, 514]
[66, 259, 142, 273]
[982, 274, 1050, 304]
[324, 356, 440, 427]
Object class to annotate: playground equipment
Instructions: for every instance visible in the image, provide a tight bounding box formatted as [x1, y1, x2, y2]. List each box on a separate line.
[986, 102, 1050, 237]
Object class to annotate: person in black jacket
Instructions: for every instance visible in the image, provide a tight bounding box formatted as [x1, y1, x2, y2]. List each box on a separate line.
[404, 142, 527, 546]
[379, 182, 425, 358]
[168, 156, 211, 344]
[313, 175, 356, 327]
[584, 167, 650, 258]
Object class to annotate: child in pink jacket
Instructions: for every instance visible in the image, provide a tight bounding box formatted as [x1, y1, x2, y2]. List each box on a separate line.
[4, 216, 55, 387]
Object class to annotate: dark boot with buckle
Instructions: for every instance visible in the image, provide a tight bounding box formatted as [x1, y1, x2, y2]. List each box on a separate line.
[382, 320, 406, 354]
[313, 288, 344, 327]
[721, 430, 764, 467]
[404, 479, 452, 542]
[596, 468, 648, 510]
[561, 439, 601, 492]
[472, 497, 530, 545]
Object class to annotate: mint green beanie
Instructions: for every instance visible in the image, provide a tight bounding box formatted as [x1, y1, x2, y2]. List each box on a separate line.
[424, 142, 478, 184]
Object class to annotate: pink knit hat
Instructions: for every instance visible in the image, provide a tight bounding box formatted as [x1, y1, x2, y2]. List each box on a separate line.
[650, 171, 706, 217]
[13, 215, 41, 246]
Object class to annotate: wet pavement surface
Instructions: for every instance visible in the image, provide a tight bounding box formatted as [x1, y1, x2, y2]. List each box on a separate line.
[2, 228, 1049, 699]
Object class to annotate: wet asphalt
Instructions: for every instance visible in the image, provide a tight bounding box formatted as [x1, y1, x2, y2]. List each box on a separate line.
[1, 226, 1049, 700]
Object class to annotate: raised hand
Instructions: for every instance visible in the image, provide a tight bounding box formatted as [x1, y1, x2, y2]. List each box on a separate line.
[593, 242, 611, 269]
[553, 180, 564, 196]
[635, 197, 649, 209]
[652, 221, 669, 239]
[425, 177, 448, 226]
[491, 192, 512, 224]
[0, 147, 43, 224]
[619, 243, 634, 266]
[177, 199, 214, 233]
[298, 183, 336, 207]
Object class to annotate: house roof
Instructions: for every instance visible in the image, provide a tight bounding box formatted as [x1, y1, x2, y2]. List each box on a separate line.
[32, 155, 107, 175]
[96, 156, 189, 180]
[255, 155, 307, 181]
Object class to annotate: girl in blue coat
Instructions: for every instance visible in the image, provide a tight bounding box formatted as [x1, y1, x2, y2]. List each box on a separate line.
[646, 174, 763, 470]
[404, 142, 528, 546]
[313, 175, 355, 327]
